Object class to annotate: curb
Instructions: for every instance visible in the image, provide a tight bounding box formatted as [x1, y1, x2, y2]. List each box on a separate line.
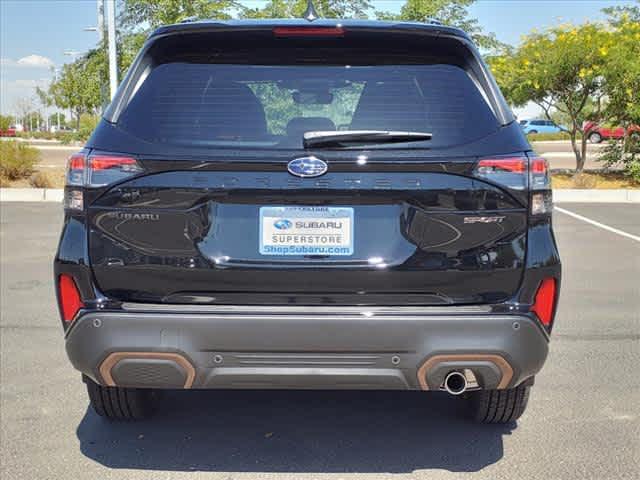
[2, 188, 639, 204]
[1, 188, 64, 203]
[552, 189, 640, 203]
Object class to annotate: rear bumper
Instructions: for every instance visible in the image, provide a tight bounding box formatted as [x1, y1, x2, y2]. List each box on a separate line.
[66, 305, 549, 391]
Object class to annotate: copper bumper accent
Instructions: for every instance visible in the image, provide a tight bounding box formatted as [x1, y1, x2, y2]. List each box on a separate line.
[99, 352, 196, 388]
[417, 354, 514, 390]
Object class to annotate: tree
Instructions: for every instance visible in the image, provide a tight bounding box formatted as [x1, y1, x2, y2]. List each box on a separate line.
[48, 54, 103, 129]
[121, 0, 240, 29]
[598, 11, 640, 181]
[601, 0, 640, 26]
[0, 115, 12, 131]
[13, 97, 37, 130]
[601, 5, 640, 126]
[48, 112, 67, 128]
[376, 0, 503, 51]
[488, 23, 611, 173]
[43, 2, 241, 124]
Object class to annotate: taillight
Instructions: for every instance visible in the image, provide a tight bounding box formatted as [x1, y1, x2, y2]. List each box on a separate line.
[475, 158, 527, 173]
[474, 156, 528, 190]
[529, 156, 550, 189]
[528, 155, 553, 216]
[58, 274, 84, 322]
[473, 154, 553, 215]
[531, 277, 557, 328]
[64, 152, 143, 210]
[273, 26, 345, 37]
[88, 154, 143, 186]
[66, 153, 86, 186]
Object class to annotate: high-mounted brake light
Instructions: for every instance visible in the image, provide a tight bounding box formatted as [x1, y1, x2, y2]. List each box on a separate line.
[58, 274, 84, 323]
[531, 277, 557, 328]
[273, 26, 345, 37]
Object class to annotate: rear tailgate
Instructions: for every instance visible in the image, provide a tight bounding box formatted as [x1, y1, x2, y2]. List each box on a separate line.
[88, 157, 528, 305]
[85, 24, 530, 305]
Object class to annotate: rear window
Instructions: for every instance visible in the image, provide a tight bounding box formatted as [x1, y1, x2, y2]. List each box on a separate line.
[116, 33, 501, 150]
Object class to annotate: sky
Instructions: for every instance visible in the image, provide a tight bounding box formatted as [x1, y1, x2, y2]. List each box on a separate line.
[0, 0, 634, 118]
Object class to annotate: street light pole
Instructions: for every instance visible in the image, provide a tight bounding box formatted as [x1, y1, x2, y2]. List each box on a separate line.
[97, 0, 104, 43]
[106, 0, 118, 100]
[54, 69, 61, 129]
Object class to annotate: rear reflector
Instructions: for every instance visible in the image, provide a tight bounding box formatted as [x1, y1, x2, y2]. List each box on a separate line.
[531, 277, 557, 327]
[58, 274, 84, 322]
[273, 27, 345, 37]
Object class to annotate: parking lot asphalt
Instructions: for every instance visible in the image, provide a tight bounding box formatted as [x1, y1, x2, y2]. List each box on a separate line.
[0, 202, 638, 480]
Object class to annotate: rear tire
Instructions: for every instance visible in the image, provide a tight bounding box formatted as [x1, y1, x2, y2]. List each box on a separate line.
[84, 375, 158, 420]
[470, 384, 531, 424]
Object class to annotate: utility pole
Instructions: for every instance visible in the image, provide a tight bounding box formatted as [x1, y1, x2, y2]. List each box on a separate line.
[106, 0, 118, 100]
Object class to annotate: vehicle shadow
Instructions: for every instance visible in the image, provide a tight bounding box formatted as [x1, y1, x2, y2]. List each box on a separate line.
[76, 389, 514, 473]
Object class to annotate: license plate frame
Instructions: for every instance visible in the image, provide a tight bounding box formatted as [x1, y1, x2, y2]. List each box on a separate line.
[259, 206, 354, 256]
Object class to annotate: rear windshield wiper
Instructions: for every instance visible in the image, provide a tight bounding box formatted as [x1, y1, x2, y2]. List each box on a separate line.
[303, 130, 433, 148]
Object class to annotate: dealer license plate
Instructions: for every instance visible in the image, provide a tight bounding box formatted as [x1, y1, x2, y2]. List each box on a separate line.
[259, 206, 354, 256]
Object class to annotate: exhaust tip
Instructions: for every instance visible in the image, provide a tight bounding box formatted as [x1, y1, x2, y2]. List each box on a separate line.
[443, 371, 468, 395]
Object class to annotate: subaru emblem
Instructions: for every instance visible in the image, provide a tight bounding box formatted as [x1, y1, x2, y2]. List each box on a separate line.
[287, 156, 328, 178]
[273, 219, 293, 230]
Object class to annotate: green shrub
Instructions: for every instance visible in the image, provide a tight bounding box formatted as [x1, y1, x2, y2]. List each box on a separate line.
[59, 131, 88, 145]
[527, 131, 581, 142]
[17, 131, 54, 141]
[29, 171, 57, 188]
[0, 141, 40, 180]
[598, 136, 640, 183]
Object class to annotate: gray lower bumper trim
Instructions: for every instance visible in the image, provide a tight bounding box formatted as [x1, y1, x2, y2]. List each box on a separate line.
[66, 309, 548, 391]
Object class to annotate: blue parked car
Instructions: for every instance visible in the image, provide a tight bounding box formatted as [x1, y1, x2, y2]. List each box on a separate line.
[520, 119, 563, 134]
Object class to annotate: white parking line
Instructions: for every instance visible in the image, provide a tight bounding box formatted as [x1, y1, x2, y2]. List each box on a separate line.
[555, 206, 640, 243]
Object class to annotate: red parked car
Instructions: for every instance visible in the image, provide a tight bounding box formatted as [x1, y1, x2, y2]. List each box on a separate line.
[583, 121, 640, 143]
[0, 126, 17, 137]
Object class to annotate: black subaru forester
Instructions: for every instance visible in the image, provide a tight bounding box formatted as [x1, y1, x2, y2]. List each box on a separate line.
[54, 18, 561, 423]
